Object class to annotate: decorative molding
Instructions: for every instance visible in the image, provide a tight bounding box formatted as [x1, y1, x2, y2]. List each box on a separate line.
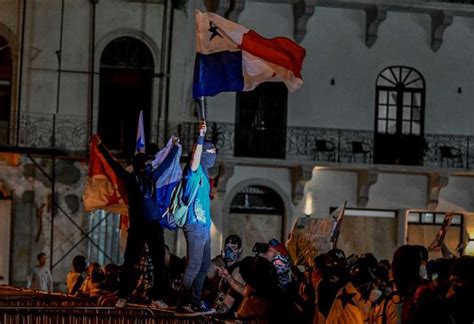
[357, 170, 378, 207]
[365, 5, 387, 48]
[427, 172, 449, 210]
[290, 165, 313, 205]
[293, 0, 316, 43]
[431, 10, 453, 52]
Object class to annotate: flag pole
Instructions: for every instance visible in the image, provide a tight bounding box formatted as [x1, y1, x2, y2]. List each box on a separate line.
[199, 96, 207, 122]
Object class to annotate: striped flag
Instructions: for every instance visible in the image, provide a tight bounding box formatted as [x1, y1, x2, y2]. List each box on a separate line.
[83, 135, 129, 228]
[193, 10, 306, 98]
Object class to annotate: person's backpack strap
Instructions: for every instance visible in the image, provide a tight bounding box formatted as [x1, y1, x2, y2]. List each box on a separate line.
[186, 174, 201, 206]
[162, 173, 202, 229]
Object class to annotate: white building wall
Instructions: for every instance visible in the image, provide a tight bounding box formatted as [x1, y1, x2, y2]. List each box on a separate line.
[170, 5, 474, 136]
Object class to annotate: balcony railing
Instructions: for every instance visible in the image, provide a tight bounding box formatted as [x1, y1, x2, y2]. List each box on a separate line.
[2, 116, 473, 169]
[176, 122, 474, 169]
[13, 112, 89, 152]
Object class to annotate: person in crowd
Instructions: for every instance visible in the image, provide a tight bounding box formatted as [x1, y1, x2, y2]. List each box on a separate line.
[413, 245, 429, 281]
[179, 120, 217, 313]
[27, 252, 53, 292]
[262, 239, 292, 292]
[326, 255, 374, 324]
[67, 255, 87, 295]
[378, 259, 394, 288]
[295, 264, 316, 322]
[204, 234, 243, 310]
[446, 256, 474, 324]
[230, 255, 281, 323]
[315, 249, 350, 321]
[367, 258, 400, 324]
[101, 263, 120, 294]
[79, 262, 104, 297]
[312, 254, 327, 324]
[426, 258, 453, 297]
[96, 135, 180, 309]
[392, 245, 453, 324]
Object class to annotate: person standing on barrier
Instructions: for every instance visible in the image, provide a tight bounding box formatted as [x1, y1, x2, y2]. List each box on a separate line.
[96, 136, 180, 309]
[180, 120, 217, 314]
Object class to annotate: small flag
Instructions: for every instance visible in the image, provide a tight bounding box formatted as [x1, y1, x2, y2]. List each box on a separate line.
[83, 135, 129, 228]
[135, 110, 146, 155]
[193, 10, 306, 98]
[329, 201, 347, 248]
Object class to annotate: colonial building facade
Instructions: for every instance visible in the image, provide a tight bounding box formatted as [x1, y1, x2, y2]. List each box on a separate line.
[1, 0, 474, 288]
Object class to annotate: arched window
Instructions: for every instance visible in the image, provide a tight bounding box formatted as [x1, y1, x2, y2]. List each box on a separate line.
[374, 66, 425, 165]
[98, 37, 154, 156]
[0, 36, 12, 144]
[228, 185, 285, 255]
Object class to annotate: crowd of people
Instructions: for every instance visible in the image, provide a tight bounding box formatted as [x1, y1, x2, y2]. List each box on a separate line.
[24, 120, 474, 323]
[55, 236, 474, 324]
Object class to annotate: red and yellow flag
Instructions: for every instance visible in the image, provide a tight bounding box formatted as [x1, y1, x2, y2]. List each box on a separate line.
[83, 135, 129, 228]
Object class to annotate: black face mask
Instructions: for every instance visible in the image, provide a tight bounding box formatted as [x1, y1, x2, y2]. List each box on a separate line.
[201, 141, 216, 174]
[201, 151, 216, 170]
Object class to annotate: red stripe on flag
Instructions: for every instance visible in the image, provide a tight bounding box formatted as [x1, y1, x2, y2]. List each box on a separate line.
[240, 30, 306, 79]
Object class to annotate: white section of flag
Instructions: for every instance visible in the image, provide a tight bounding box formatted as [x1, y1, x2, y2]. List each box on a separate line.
[195, 10, 248, 54]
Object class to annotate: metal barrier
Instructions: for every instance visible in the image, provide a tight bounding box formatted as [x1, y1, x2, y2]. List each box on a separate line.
[0, 287, 255, 324]
[0, 307, 251, 324]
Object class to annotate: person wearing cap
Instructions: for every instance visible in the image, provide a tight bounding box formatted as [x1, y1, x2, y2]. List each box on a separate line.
[96, 136, 180, 309]
[263, 239, 292, 291]
[180, 120, 217, 313]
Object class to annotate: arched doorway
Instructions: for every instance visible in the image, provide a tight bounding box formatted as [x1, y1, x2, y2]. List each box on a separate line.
[0, 36, 12, 144]
[98, 37, 154, 156]
[227, 185, 285, 256]
[374, 66, 425, 165]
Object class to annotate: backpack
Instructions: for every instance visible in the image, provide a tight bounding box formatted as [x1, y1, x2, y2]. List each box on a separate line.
[160, 176, 201, 230]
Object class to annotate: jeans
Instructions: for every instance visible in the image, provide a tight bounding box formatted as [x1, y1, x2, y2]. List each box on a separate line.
[182, 223, 211, 307]
[118, 222, 168, 300]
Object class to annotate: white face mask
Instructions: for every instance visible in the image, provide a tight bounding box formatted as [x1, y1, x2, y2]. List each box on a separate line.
[419, 265, 428, 279]
[369, 289, 383, 303]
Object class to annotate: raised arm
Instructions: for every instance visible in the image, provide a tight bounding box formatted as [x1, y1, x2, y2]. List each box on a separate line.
[190, 121, 207, 172]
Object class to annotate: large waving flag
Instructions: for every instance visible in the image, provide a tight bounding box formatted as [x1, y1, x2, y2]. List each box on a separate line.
[135, 110, 146, 154]
[83, 136, 129, 227]
[193, 10, 306, 98]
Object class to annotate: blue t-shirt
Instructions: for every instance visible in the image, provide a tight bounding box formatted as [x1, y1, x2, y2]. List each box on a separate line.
[182, 165, 211, 227]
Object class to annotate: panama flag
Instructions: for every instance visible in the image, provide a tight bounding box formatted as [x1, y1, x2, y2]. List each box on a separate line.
[193, 10, 306, 98]
[135, 110, 146, 154]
